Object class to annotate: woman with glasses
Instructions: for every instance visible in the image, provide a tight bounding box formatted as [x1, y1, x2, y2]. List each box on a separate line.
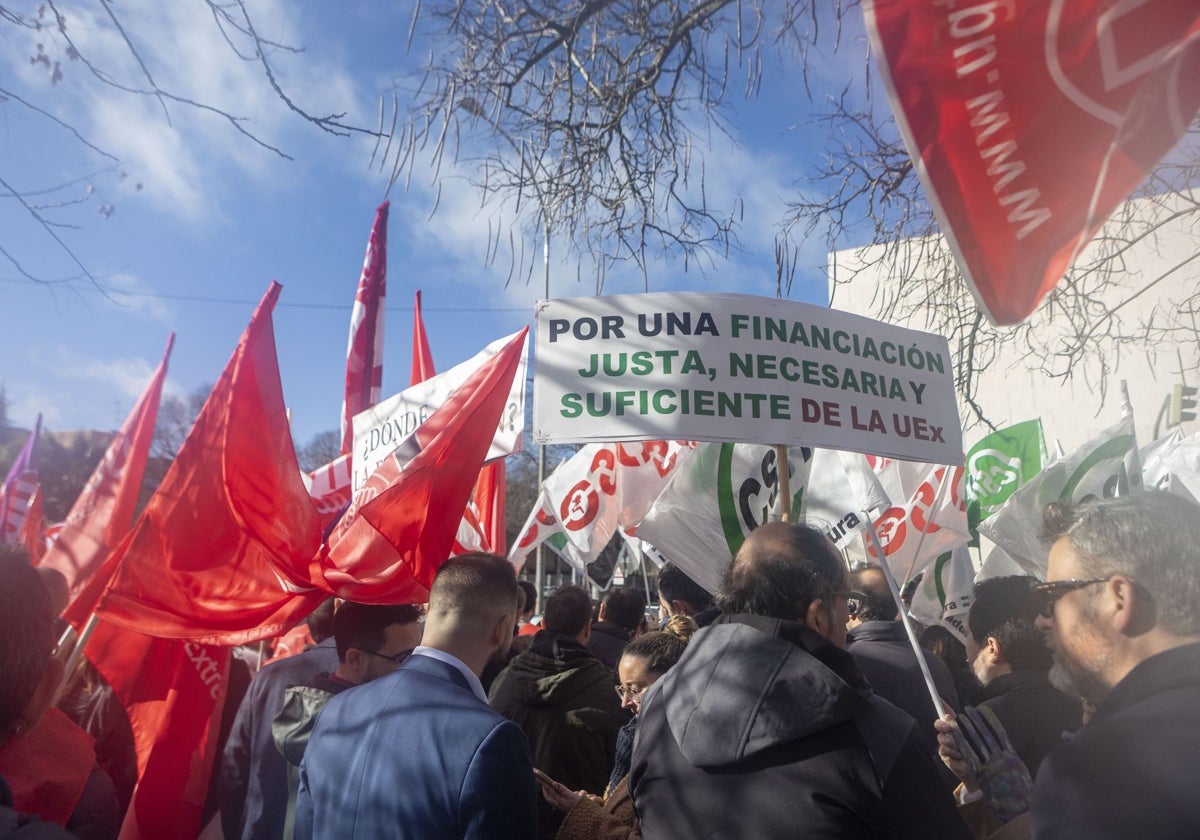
[538, 614, 698, 840]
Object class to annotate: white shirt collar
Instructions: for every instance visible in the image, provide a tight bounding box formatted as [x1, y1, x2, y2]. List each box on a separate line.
[411, 645, 488, 704]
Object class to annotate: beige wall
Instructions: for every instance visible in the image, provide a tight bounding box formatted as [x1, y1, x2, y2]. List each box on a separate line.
[828, 191, 1199, 453]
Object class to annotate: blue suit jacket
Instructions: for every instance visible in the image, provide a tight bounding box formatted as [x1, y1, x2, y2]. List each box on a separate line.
[294, 653, 537, 839]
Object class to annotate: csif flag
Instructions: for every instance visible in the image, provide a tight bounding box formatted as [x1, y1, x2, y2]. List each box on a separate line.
[979, 410, 1142, 575]
[40, 336, 173, 605]
[966, 419, 1047, 520]
[863, 0, 1200, 324]
[320, 328, 528, 602]
[96, 283, 326, 645]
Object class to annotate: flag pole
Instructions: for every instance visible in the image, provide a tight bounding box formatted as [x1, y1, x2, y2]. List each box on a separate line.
[775, 445, 792, 522]
[51, 612, 99, 708]
[861, 513, 948, 719]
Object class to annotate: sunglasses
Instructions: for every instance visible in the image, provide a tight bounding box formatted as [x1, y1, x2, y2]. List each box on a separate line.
[362, 647, 416, 666]
[1032, 577, 1111, 619]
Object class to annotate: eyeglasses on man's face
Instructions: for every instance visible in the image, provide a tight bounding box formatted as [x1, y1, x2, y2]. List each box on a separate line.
[1032, 577, 1111, 619]
[362, 647, 416, 666]
[615, 683, 648, 702]
[832, 589, 869, 616]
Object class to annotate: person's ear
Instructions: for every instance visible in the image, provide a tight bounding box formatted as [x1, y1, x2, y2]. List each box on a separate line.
[1109, 575, 1147, 635]
[670, 599, 693, 618]
[805, 598, 833, 638]
[985, 636, 1006, 665]
[491, 611, 515, 647]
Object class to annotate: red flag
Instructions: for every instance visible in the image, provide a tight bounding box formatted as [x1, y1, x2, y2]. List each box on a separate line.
[17, 485, 45, 562]
[321, 328, 528, 602]
[85, 619, 228, 840]
[341, 202, 389, 454]
[472, 461, 507, 555]
[40, 336, 173, 605]
[96, 283, 326, 644]
[1, 414, 41, 545]
[410, 289, 436, 386]
[863, 1, 1200, 324]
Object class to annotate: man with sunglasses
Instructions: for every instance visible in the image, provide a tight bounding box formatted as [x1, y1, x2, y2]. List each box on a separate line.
[1031, 491, 1200, 839]
[272, 603, 422, 838]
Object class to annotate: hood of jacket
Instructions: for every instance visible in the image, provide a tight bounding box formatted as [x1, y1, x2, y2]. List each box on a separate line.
[503, 632, 614, 708]
[272, 673, 352, 766]
[658, 614, 873, 768]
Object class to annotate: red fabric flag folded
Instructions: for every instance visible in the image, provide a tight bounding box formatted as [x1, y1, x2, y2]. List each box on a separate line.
[17, 485, 46, 563]
[321, 327, 528, 602]
[341, 202, 389, 455]
[85, 619, 228, 840]
[410, 289, 436, 387]
[96, 283, 326, 644]
[40, 335, 173, 605]
[863, 0, 1200, 325]
[473, 461, 507, 556]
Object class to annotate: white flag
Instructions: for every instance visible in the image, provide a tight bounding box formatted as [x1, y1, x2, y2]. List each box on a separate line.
[909, 545, 978, 645]
[978, 411, 1141, 575]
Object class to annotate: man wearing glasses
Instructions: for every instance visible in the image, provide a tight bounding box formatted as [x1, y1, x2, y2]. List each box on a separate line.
[272, 603, 422, 837]
[1032, 491, 1200, 839]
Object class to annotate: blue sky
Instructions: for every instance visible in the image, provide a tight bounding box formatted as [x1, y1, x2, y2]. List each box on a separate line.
[1, 1, 871, 446]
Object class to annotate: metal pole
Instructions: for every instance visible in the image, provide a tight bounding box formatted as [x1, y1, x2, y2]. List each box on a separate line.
[861, 513, 948, 719]
[534, 214, 550, 612]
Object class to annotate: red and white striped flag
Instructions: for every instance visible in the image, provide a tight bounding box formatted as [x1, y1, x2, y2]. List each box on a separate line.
[340, 201, 389, 455]
[1, 414, 41, 546]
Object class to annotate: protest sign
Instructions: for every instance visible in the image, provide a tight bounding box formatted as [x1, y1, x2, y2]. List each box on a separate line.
[352, 331, 528, 491]
[534, 292, 962, 464]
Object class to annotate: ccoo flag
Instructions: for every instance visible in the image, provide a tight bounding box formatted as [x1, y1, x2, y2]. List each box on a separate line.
[97, 283, 326, 645]
[40, 335, 174, 605]
[863, 0, 1200, 324]
[322, 328, 527, 603]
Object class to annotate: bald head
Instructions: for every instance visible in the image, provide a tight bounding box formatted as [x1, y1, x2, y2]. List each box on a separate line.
[718, 522, 847, 621]
[850, 566, 897, 621]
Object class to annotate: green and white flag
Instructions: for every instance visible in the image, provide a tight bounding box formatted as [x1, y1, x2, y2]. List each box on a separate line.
[637, 443, 813, 594]
[966, 420, 1047, 519]
[978, 411, 1141, 575]
[909, 546, 977, 645]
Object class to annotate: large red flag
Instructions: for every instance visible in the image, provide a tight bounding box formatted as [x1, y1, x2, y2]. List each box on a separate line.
[96, 283, 326, 644]
[1, 414, 41, 545]
[321, 328, 528, 602]
[863, 0, 1200, 325]
[409, 291, 508, 555]
[410, 289, 436, 386]
[341, 201, 389, 454]
[84, 619, 228, 840]
[40, 335, 174, 604]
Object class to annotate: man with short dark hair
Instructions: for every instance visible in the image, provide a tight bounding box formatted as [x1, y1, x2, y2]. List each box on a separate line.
[630, 522, 970, 840]
[489, 584, 626, 839]
[655, 563, 718, 626]
[295, 553, 536, 839]
[272, 603, 422, 837]
[846, 566, 960, 765]
[587, 587, 646, 673]
[1029, 492, 1200, 839]
[965, 576, 1081, 778]
[221, 601, 340, 840]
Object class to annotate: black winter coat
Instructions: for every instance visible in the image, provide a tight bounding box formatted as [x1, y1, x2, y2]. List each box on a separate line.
[629, 615, 971, 840]
[1032, 642, 1200, 840]
[977, 670, 1080, 778]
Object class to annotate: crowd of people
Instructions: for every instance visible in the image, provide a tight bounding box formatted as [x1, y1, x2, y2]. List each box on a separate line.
[2, 490, 1199, 839]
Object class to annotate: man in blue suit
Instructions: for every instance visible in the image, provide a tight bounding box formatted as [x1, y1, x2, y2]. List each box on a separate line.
[294, 553, 537, 839]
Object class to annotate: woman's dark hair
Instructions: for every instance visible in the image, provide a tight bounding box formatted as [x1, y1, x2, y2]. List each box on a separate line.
[622, 615, 698, 676]
[1, 551, 56, 738]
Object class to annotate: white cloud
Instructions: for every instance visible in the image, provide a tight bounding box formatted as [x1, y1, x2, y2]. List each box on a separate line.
[3, 1, 375, 222]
